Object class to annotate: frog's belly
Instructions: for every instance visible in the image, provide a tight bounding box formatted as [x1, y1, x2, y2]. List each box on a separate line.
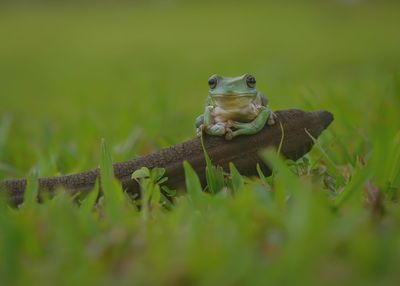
[213, 105, 258, 123]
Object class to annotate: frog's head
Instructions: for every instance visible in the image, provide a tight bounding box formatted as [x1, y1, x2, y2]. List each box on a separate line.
[207, 74, 258, 109]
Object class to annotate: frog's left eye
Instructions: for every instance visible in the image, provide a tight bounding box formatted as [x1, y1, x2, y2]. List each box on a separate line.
[246, 75, 256, 88]
[208, 76, 218, 89]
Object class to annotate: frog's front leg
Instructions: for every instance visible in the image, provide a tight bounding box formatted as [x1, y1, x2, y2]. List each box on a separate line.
[198, 106, 228, 137]
[226, 107, 271, 140]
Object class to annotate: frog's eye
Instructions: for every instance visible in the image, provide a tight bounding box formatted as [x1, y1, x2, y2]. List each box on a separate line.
[208, 76, 218, 89]
[246, 75, 256, 88]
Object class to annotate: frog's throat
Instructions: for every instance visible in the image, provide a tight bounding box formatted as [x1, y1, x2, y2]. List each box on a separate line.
[211, 93, 257, 111]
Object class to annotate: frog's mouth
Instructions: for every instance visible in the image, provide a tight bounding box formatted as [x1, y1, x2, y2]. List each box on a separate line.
[211, 93, 256, 110]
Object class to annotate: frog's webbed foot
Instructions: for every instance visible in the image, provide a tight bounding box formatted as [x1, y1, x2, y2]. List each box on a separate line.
[197, 123, 228, 137]
[205, 122, 229, 136]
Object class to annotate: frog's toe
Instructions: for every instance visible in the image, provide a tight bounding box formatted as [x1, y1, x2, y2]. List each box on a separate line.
[267, 117, 275, 125]
[267, 113, 277, 125]
[225, 129, 234, 140]
[229, 121, 246, 129]
[196, 124, 205, 136]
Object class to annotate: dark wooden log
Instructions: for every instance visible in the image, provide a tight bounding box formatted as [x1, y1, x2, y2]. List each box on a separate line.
[0, 109, 333, 206]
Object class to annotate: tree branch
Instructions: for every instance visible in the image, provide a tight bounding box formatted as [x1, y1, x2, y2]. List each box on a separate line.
[0, 109, 333, 205]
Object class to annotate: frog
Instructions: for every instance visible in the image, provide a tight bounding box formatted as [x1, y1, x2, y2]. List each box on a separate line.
[195, 74, 276, 140]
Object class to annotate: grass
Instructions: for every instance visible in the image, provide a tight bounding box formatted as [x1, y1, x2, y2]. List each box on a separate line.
[1, 1, 400, 285]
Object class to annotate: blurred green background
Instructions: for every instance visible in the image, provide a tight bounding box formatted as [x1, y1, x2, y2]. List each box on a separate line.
[1, 0, 399, 179]
[1, 1, 400, 285]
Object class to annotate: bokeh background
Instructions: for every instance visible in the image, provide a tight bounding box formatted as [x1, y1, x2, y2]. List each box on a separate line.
[1, 1, 400, 285]
[1, 0, 399, 179]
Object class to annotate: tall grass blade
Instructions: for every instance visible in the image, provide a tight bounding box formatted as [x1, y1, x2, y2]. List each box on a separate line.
[262, 149, 303, 210]
[80, 179, 99, 214]
[305, 128, 345, 186]
[200, 134, 224, 194]
[183, 161, 204, 204]
[229, 162, 244, 193]
[333, 162, 371, 209]
[100, 138, 125, 221]
[386, 131, 400, 199]
[22, 169, 39, 209]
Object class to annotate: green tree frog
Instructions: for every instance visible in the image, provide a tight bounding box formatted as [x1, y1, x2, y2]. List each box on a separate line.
[196, 74, 276, 140]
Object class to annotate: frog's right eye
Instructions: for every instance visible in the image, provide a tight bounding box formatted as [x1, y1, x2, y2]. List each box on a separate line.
[246, 75, 256, 88]
[208, 76, 218, 89]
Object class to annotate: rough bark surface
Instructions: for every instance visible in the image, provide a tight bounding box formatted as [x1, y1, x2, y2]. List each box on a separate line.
[0, 109, 334, 205]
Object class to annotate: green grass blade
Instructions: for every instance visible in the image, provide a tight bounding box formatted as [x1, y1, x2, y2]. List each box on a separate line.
[100, 138, 125, 221]
[277, 119, 285, 156]
[305, 128, 345, 186]
[80, 179, 99, 214]
[262, 149, 303, 210]
[200, 134, 224, 194]
[229, 162, 244, 193]
[183, 160, 204, 204]
[387, 131, 400, 199]
[22, 169, 39, 209]
[333, 163, 371, 209]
